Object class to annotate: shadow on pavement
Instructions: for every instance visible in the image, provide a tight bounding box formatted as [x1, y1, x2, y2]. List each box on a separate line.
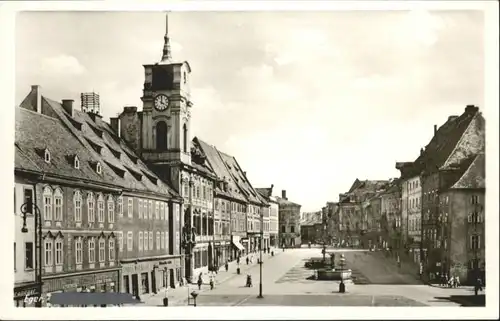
[434, 295, 485, 307]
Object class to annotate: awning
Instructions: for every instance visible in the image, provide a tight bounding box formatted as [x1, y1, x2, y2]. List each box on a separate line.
[231, 236, 245, 251]
[49, 292, 143, 306]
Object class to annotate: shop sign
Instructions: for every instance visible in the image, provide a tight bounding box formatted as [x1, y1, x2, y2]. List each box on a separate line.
[14, 286, 39, 299]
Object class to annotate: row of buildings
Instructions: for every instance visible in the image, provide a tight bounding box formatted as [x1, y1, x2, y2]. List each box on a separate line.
[13, 15, 296, 307]
[320, 105, 485, 284]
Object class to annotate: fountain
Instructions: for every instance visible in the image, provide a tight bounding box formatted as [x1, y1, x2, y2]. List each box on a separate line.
[316, 253, 352, 282]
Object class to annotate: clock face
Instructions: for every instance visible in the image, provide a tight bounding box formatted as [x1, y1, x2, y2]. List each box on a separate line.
[154, 94, 169, 111]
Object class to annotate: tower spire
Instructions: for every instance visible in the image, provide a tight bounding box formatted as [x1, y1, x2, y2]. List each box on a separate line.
[160, 13, 172, 63]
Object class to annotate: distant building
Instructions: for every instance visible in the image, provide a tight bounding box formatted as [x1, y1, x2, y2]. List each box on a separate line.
[276, 190, 301, 248]
[256, 185, 279, 248]
[380, 179, 403, 255]
[80, 92, 101, 115]
[300, 212, 323, 245]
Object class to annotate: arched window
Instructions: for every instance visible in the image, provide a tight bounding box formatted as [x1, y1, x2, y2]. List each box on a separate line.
[107, 196, 115, 223]
[156, 121, 168, 151]
[183, 123, 188, 153]
[87, 192, 95, 223]
[97, 194, 105, 223]
[74, 190, 82, 222]
[43, 187, 53, 221]
[54, 188, 63, 221]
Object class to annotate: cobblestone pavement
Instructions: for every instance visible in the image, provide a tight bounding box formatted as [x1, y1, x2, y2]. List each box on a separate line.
[142, 248, 482, 307]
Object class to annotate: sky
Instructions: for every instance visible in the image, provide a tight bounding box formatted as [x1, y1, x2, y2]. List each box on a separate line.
[15, 10, 484, 212]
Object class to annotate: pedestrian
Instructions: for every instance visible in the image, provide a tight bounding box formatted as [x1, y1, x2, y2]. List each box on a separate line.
[237, 257, 240, 264]
[474, 277, 483, 295]
[455, 275, 461, 287]
[246, 256, 249, 265]
[209, 276, 214, 290]
[225, 261, 229, 272]
[197, 273, 203, 290]
[267, 246, 270, 253]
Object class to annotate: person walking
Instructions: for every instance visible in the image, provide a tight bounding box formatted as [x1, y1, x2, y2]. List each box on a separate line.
[197, 273, 203, 290]
[225, 261, 229, 272]
[246, 256, 249, 265]
[209, 275, 214, 290]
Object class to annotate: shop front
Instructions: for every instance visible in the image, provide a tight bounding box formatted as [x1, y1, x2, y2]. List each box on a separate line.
[121, 256, 182, 297]
[14, 281, 42, 307]
[42, 269, 120, 306]
[214, 241, 231, 267]
[231, 235, 245, 260]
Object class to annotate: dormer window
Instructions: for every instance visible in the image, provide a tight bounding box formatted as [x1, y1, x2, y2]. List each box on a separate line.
[44, 149, 51, 163]
[96, 162, 102, 174]
[74, 156, 80, 169]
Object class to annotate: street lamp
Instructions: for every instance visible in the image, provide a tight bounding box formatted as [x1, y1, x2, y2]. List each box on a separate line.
[322, 225, 327, 264]
[339, 253, 346, 293]
[257, 211, 264, 299]
[20, 199, 43, 308]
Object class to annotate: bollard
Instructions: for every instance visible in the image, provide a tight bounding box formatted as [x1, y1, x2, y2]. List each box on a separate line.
[339, 282, 346, 293]
[237, 267, 241, 274]
[163, 297, 169, 306]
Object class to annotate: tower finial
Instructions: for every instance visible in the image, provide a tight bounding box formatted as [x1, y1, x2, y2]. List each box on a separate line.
[160, 13, 172, 63]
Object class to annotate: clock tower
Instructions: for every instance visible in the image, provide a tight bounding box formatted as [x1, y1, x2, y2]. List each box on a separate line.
[141, 14, 192, 167]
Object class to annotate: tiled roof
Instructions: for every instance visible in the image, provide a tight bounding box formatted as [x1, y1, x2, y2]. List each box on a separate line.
[450, 153, 485, 189]
[217, 150, 264, 205]
[415, 106, 479, 175]
[256, 187, 272, 199]
[276, 196, 301, 207]
[194, 138, 247, 202]
[15, 107, 112, 184]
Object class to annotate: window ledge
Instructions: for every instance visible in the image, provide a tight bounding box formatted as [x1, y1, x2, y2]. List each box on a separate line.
[24, 268, 34, 272]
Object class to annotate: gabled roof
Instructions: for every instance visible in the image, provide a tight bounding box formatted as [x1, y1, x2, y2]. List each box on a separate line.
[450, 153, 485, 189]
[217, 150, 264, 205]
[256, 187, 273, 199]
[15, 108, 110, 184]
[415, 106, 479, 175]
[276, 196, 301, 207]
[194, 137, 247, 202]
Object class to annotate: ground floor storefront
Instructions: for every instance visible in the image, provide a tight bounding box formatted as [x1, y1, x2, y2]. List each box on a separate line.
[214, 241, 231, 267]
[269, 234, 278, 247]
[192, 242, 214, 277]
[121, 256, 182, 298]
[14, 281, 42, 307]
[41, 268, 120, 306]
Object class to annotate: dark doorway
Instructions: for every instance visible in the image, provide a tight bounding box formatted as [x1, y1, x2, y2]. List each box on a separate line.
[156, 121, 168, 151]
[141, 272, 149, 294]
[170, 269, 175, 288]
[131, 274, 139, 298]
[151, 271, 157, 294]
[124, 275, 130, 293]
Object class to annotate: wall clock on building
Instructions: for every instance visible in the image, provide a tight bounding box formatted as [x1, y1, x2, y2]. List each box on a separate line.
[154, 94, 169, 111]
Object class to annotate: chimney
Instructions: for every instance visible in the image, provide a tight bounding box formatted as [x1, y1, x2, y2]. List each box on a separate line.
[465, 105, 479, 114]
[123, 106, 138, 114]
[448, 115, 458, 122]
[31, 85, 41, 113]
[243, 171, 247, 176]
[420, 148, 424, 156]
[270, 184, 274, 193]
[433, 124, 437, 135]
[282, 190, 287, 200]
[61, 99, 74, 116]
[110, 117, 120, 135]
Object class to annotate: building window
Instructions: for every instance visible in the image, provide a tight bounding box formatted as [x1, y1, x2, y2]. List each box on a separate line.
[97, 194, 105, 223]
[88, 192, 95, 223]
[88, 238, 95, 263]
[55, 238, 63, 266]
[143, 231, 148, 251]
[74, 155, 80, 169]
[165, 232, 169, 252]
[118, 232, 123, 252]
[149, 231, 153, 250]
[155, 202, 159, 220]
[109, 239, 115, 261]
[128, 198, 133, 218]
[117, 196, 123, 217]
[156, 231, 161, 250]
[25, 242, 34, 269]
[165, 202, 169, 221]
[281, 225, 285, 233]
[44, 149, 51, 163]
[54, 188, 63, 221]
[44, 239, 53, 267]
[139, 232, 143, 251]
[291, 226, 295, 233]
[75, 238, 83, 264]
[156, 121, 169, 151]
[43, 186, 53, 221]
[161, 232, 165, 249]
[470, 235, 481, 249]
[96, 162, 102, 174]
[99, 238, 105, 262]
[138, 199, 143, 219]
[74, 190, 82, 222]
[183, 123, 188, 153]
[183, 183, 189, 198]
[471, 195, 479, 204]
[160, 202, 164, 220]
[108, 196, 115, 223]
[127, 232, 133, 251]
